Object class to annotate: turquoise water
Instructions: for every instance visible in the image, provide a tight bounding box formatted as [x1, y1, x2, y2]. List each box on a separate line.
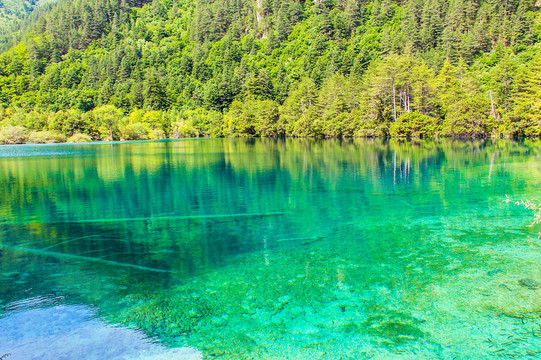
[0, 138, 540, 359]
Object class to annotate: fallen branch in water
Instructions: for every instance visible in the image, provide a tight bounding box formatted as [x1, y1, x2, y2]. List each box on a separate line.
[0, 243, 170, 273]
[505, 196, 541, 237]
[0, 211, 288, 226]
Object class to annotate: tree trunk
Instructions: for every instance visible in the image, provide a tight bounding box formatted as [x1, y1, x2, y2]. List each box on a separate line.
[392, 79, 397, 122]
[407, 85, 411, 112]
[489, 90, 498, 120]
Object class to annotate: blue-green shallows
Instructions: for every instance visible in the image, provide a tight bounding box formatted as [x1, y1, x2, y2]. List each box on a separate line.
[0, 138, 540, 359]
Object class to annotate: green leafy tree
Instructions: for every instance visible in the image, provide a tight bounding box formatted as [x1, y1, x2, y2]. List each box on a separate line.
[505, 52, 541, 136]
[92, 104, 124, 140]
[442, 95, 493, 138]
[389, 111, 438, 138]
[280, 77, 319, 137]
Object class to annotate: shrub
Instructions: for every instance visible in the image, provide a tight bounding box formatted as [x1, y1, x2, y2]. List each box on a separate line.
[172, 108, 223, 137]
[390, 112, 439, 138]
[120, 122, 153, 140]
[22, 110, 48, 130]
[172, 121, 199, 138]
[354, 118, 389, 137]
[67, 133, 93, 143]
[0, 125, 28, 144]
[442, 96, 493, 137]
[28, 130, 67, 143]
[524, 120, 541, 137]
[151, 128, 166, 139]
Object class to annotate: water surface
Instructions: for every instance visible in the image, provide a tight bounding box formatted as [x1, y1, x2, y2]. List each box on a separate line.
[0, 138, 540, 359]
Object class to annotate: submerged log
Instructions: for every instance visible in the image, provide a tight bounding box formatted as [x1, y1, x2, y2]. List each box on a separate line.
[1, 211, 287, 226]
[0, 242, 170, 273]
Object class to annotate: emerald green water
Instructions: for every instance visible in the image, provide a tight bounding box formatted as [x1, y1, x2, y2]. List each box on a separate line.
[0, 138, 540, 359]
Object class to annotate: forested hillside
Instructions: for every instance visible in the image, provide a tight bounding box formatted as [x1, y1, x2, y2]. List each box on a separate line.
[0, 0, 540, 143]
[0, 0, 58, 51]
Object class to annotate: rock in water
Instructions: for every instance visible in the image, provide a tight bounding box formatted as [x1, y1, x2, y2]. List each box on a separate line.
[518, 278, 541, 289]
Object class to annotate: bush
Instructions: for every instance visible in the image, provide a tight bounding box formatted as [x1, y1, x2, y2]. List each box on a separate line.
[354, 117, 389, 137]
[67, 133, 93, 143]
[151, 128, 166, 139]
[442, 96, 493, 137]
[0, 125, 28, 144]
[524, 124, 541, 137]
[172, 121, 199, 138]
[47, 109, 85, 136]
[22, 110, 48, 130]
[120, 122, 153, 140]
[390, 112, 439, 138]
[172, 108, 223, 137]
[28, 130, 67, 143]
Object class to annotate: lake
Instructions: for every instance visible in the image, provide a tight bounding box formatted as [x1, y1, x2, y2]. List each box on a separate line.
[0, 138, 540, 359]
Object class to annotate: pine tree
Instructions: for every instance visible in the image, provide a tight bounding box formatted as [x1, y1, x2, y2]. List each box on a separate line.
[507, 52, 541, 136]
[144, 67, 168, 110]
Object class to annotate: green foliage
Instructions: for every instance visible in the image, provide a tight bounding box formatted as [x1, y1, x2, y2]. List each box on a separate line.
[27, 129, 66, 143]
[67, 132, 92, 143]
[280, 77, 319, 137]
[224, 98, 282, 137]
[503, 50, 541, 137]
[92, 104, 124, 141]
[390, 112, 439, 138]
[171, 108, 224, 138]
[0, 0, 539, 140]
[0, 124, 28, 144]
[442, 96, 493, 138]
[0, 0, 54, 52]
[120, 122, 154, 140]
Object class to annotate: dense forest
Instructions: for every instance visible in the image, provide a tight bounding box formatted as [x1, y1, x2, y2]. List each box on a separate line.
[0, 0, 540, 143]
[0, 0, 58, 52]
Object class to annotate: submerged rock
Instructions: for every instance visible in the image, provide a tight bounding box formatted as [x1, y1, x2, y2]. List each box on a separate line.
[518, 278, 541, 289]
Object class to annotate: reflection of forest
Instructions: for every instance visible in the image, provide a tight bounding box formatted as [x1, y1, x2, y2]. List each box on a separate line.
[0, 139, 539, 289]
[2, 138, 540, 358]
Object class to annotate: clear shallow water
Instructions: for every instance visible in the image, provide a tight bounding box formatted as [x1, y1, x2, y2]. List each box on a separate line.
[0, 298, 200, 360]
[0, 138, 540, 359]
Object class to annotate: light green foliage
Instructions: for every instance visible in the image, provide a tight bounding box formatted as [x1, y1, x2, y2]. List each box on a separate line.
[0, 124, 28, 144]
[47, 109, 87, 136]
[92, 104, 124, 141]
[0, 0, 55, 52]
[120, 122, 154, 140]
[390, 111, 439, 138]
[316, 74, 360, 137]
[434, 61, 464, 114]
[171, 108, 224, 138]
[67, 132, 92, 143]
[504, 50, 541, 137]
[280, 77, 319, 137]
[171, 120, 199, 138]
[27, 129, 66, 143]
[442, 96, 493, 138]
[117, 118, 159, 140]
[224, 98, 281, 137]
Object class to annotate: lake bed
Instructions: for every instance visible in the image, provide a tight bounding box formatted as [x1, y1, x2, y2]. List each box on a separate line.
[1, 138, 540, 359]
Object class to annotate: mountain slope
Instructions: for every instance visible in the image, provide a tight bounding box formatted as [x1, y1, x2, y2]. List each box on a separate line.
[0, 0, 540, 142]
[0, 0, 58, 51]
